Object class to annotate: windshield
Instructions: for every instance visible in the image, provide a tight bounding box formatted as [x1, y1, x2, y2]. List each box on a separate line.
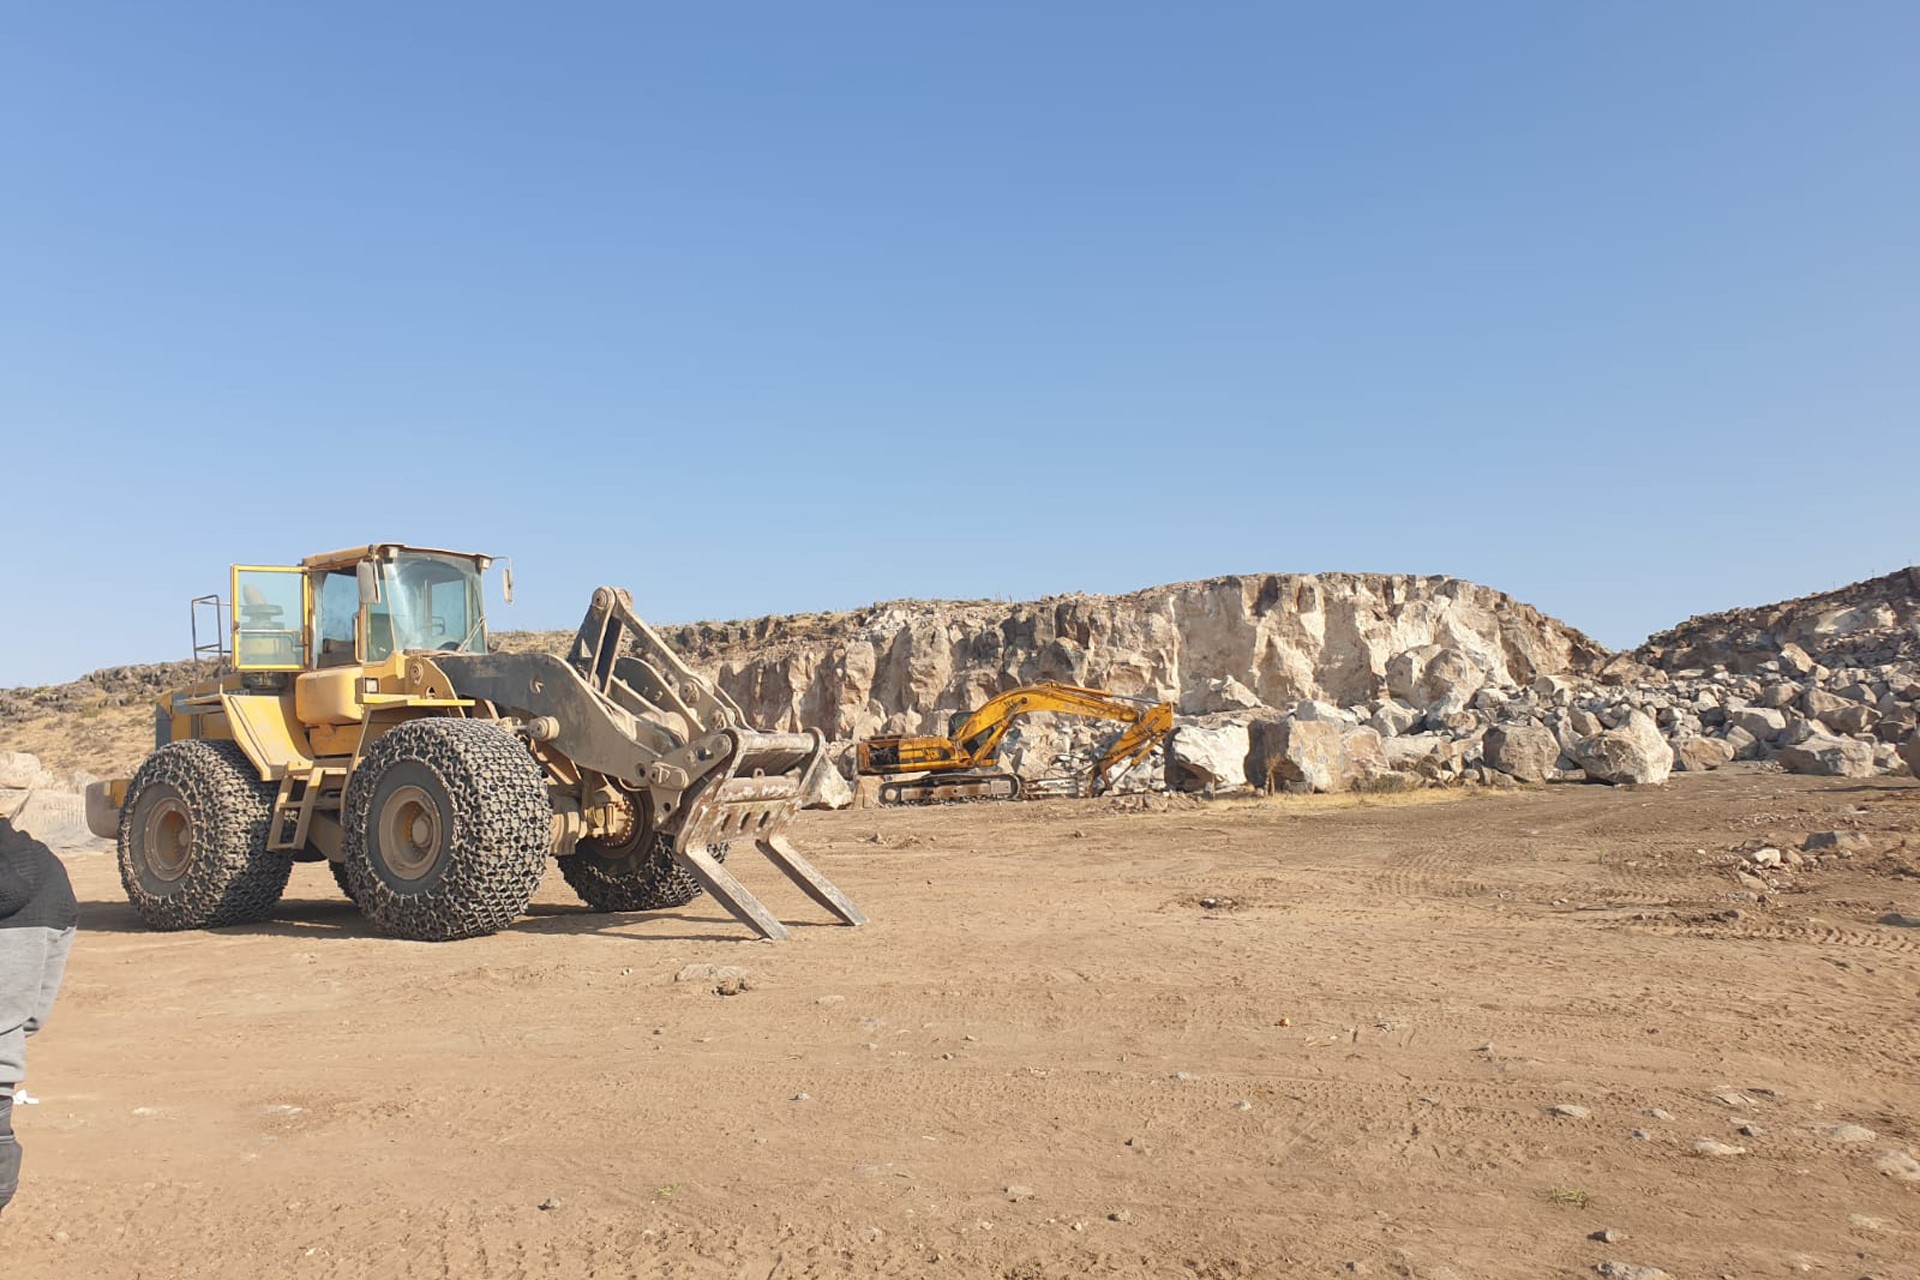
[366, 552, 486, 659]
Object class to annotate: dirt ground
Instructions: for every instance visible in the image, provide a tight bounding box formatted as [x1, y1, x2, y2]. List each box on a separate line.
[4, 770, 1919, 1279]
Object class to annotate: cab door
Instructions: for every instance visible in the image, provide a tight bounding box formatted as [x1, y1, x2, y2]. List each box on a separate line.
[231, 565, 310, 671]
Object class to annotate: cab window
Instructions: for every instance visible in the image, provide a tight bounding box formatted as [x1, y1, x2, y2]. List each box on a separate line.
[316, 572, 359, 665]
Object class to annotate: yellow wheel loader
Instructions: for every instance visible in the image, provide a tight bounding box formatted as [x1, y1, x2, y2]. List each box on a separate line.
[85, 544, 864, 942]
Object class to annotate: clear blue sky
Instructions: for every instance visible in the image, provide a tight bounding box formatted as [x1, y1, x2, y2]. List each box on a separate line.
[3, 2, 1916, 686]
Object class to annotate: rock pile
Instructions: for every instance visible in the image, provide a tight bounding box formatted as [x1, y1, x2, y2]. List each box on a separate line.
[1638, 567, 1920, 673]
[1155, 632, 1920, 793]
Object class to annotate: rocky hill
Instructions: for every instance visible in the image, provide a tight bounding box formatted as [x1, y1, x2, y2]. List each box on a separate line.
[638, 572, 1610, 742]
[1638, 567, 1920, 673]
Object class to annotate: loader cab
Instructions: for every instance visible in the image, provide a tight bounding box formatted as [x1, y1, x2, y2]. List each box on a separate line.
[354, 551, 489, 662]
[224, 544, 499, 674]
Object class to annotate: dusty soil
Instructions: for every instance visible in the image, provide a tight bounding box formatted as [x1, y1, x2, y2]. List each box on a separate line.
[5, 771, 1919, 1278]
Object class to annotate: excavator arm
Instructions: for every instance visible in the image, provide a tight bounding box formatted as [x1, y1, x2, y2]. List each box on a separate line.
[1088, 700, 1175, 795]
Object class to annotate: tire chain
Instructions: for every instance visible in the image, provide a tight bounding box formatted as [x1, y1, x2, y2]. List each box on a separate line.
[558, 833, 728, 913]
[117, 740, 292, 930]
[341, 719, 551, 941]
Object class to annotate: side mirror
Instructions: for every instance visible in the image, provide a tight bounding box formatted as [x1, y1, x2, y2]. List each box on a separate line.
[501, 562, 514, 604]
[356, 561, 380, 605]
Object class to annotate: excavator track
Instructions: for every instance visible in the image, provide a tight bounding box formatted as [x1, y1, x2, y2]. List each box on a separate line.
[878, 772, 1023, 806]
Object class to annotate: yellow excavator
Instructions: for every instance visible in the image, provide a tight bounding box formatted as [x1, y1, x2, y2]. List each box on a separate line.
[855, 682, 1175, 805]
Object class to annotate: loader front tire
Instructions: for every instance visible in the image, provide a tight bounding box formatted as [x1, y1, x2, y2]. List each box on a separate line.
[559, 832, 725, 913]
[118, 740, 292, 930]
[342, 719, 550, 941]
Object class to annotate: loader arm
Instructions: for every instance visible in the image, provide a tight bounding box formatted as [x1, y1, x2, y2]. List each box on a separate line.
[569, 586, 744, 734]
[437, 584, 859, 941]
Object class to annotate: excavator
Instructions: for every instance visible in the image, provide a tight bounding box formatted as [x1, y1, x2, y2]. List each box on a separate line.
[855, 682, 1175, 805]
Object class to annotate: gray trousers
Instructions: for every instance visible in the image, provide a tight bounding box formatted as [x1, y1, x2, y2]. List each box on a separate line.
[0, 923, 75, 1214]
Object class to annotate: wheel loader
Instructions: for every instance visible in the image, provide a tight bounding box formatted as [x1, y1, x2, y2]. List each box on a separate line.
[83, 544, 864, 942]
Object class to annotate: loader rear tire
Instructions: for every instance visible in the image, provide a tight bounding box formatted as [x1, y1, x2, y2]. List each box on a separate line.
[118, 740, 292, 930]
[329, 861, 356, 903]
[559, 832, 726, 913]
[342, 719, 550, 941]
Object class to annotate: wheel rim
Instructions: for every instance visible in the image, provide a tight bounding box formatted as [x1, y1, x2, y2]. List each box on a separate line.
[142, 795, 193, 882]
[376, 785, 444, 881]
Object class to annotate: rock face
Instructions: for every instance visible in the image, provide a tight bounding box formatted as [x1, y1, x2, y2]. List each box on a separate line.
[656, 574, 1609, 743]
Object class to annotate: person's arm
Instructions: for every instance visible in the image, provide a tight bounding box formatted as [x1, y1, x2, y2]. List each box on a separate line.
[25, 926, 74, 1039]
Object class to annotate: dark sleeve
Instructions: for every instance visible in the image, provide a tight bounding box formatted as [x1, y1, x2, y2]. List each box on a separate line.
[0, 857, 31, 923]
[0, 839, 77, 931]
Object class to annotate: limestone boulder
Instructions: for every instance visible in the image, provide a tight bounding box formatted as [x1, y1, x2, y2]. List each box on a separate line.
[805, 758, 855, 810]
[1729, 707, 1789, 742]
[1897, 732, 1920, 777]
[1532, 673, 1575, 700]
[1778, 642, 1817, 676]
[0, 752, 59, 791]
[1245, 719, 1388, 794]
[1877, 705, 1918, 743]
[1821, 703, 1880, 736]
[1672, 735, 1737, 772]
[1382, 732, 1455, 777]
[1719, 723, 1761, 760]
[1803, 687, 1851, 721]
[1482, 722, 1560, 783]
[1572, 711, 1674, 786]
[1368, 699, 1422, 738]
[1166, 723, 1252, 792]
[1776, 732, 1876, 778]
[1567, 708, 1605, 738]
